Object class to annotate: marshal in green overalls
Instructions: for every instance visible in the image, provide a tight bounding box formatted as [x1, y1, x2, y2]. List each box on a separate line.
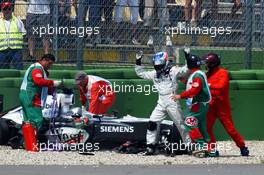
[184, 70, 212, 149]
[19, 63, 49, 129]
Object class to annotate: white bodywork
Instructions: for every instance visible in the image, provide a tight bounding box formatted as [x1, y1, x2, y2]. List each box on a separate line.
[2, 93, 75, 126]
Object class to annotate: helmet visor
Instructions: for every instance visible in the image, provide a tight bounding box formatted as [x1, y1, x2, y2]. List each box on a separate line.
[154, 65, 164, 71]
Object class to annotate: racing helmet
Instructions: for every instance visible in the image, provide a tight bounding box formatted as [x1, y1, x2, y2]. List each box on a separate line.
[186, 54, 202, 69]
[153, 51, 169, 71]
[202, 53, 221, 70]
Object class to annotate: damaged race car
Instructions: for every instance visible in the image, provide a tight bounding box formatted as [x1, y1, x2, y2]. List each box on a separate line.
[0, 88, 183, 154]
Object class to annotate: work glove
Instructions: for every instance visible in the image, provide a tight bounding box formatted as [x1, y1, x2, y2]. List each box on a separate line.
[136, 50, 143, 65]
[183, 46, 190, 58]
[183, 46, 190, 55]
[81, 106, 88, 115]
[53, 80, 62, 87]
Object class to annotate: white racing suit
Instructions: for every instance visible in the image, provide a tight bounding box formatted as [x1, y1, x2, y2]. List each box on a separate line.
[135, 65, 191, 145]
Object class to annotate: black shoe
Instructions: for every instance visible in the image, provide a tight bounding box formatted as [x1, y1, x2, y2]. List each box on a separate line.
[132, 38, 141, 45]
[231, 3, 242, 16]
[205, 150, 220, 158]
[192, 149, 206, 158]
[240, 147, 249, 156]
[8, 136, 23, 149]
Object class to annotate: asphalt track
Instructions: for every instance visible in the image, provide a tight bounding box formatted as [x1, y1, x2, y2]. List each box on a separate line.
[0, 165, 264, 175]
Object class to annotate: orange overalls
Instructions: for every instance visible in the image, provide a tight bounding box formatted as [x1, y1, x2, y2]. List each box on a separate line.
[206, 67, 245, 148]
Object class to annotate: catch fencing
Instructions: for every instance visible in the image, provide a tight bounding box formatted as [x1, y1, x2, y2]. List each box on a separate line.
[0, 0, 263, 69]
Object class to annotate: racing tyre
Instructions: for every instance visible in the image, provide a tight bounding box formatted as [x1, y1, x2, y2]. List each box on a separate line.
[0, 119, 10, 145]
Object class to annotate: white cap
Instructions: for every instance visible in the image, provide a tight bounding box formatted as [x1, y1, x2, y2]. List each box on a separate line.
[75, 71, 87, 84]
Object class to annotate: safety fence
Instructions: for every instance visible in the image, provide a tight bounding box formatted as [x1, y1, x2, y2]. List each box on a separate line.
[0, 0, 263, 69]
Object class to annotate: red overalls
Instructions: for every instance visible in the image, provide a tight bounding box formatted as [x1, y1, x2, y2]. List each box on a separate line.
[206, 67, 245, 148]
[79, 75, 115, 114]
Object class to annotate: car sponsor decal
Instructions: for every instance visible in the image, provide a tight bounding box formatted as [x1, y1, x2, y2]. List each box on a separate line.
[185, 116, 198, 127]
[100, 125, 134, 133]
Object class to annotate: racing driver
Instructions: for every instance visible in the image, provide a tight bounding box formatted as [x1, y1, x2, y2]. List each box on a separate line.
[135, 50, 191, 155]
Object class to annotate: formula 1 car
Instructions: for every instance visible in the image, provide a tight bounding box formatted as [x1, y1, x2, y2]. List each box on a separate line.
[0, 88, 182, 154]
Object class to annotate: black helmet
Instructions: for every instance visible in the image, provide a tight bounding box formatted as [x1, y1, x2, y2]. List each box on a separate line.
[186, 54, 202, 69]
[203, 53, 221, 69]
